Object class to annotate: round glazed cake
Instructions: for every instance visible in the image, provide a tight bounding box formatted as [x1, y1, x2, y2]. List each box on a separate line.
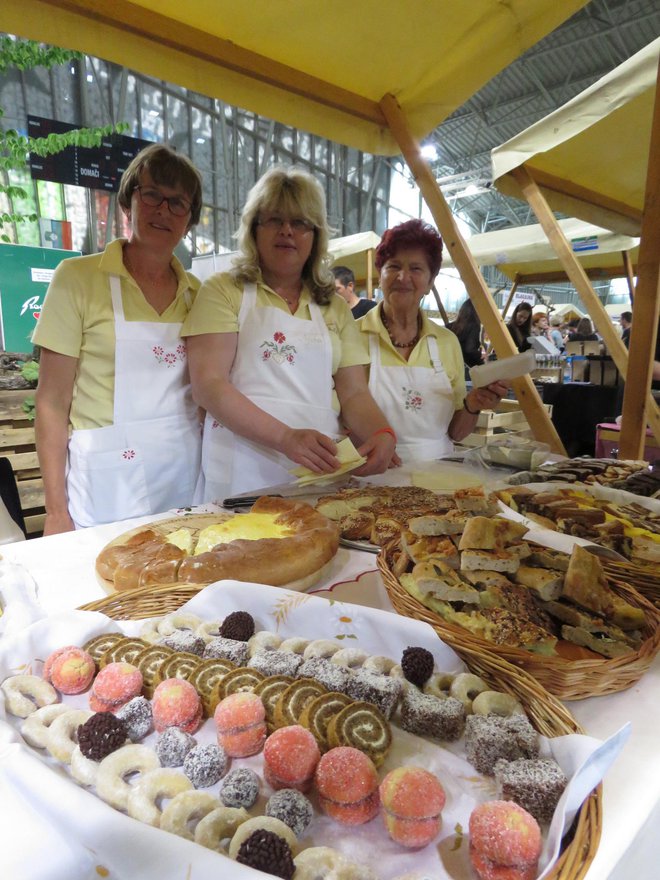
[95, 496, 340, 593]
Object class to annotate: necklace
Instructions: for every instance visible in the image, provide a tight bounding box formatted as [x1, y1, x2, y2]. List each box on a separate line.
[381, 309, 421, 348]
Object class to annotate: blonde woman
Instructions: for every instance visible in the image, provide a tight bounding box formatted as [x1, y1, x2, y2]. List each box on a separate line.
[183, 166, 394, 501]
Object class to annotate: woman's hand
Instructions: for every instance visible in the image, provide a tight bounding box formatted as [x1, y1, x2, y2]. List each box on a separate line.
[353, 431, 399, 476]
[279, 428, 341, 473]
[468, 379, 509, 413]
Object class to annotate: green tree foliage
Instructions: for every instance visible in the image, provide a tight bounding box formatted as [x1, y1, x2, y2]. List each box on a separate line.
[0, 36, 128, 242]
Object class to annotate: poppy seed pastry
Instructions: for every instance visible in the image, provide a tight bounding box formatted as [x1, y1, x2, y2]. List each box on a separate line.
[296, 657, 351, 694]
[203, 637, 249, 667]
[494, 757, 567, 824]
[465, 714, 539, 775]
[115, 696, 153, 741]
[344, 670, 402, 719]
[155, 727, 196, 767]
[220, 767, 260, 809]
[265, 789, 314, 838]
[249, 650, 304, 679]
[399, 690, 465, 742]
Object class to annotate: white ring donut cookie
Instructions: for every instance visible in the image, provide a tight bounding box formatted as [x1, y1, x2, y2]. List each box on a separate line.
[46, 709, 93, 763]
[1, 674, 58, 718]
[21, 704, 70, 748]
[160, 790, 220, 840]
[194, 806, 250, 851]
[96, 744, 160, 810]
[127, 768, 193, 827]
[293, 846, 378, 880]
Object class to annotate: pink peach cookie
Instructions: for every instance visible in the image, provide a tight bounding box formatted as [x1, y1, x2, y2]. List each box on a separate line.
[44, 646, 96, 695]
[314, 746, 380, 826]
[263, 725, 320, 793]
[152, 678, 203, 734]
[469, 800, 542, 880]
[214, 692, 266, 757]
[380, 766, 446, 848]
[90, 661, 143, 712]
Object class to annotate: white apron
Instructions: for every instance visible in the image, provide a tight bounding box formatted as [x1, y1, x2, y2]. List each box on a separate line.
[199, 283, 341, 502]
[368, 332, 456, 462]
[67, 276, 202, 528]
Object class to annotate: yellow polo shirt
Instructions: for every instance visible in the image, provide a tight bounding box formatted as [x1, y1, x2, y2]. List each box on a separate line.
[182, 274, 367, 413]
[32, 239, 199, 430]
[357, 303, 466, 410]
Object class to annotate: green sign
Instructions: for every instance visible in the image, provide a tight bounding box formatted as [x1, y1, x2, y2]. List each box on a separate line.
[0, 243, 80, 353]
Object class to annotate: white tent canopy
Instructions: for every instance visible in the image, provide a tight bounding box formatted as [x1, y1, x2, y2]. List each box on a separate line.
[441, 218, 638, 280]
[490, 37, 660, 457]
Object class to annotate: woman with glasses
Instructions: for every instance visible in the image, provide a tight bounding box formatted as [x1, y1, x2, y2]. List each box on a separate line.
[183, 165, 395, 502]
[355, 219, 506, 461]
[34, 143, 203, 533]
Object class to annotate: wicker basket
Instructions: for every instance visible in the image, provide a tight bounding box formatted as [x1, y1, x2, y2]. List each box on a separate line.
[80, 582, 208, 619]
[378, 545, 660, 701]
[79, 582, 602, 880]
[602, 560, 660, 609]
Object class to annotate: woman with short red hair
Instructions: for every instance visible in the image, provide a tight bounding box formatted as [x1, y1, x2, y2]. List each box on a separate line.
[355, 219, 506, 461]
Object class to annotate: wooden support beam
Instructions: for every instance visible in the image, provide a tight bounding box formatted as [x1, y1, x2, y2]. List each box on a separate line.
[501, 277, 520, 321]
[622, 250, 636, 303]
[379, 93, 565, 454]
[619, 55, 660, 460]
[510, 163, 660, 451]
[366, 248, 374, 299]
[431, 285, 450, 325]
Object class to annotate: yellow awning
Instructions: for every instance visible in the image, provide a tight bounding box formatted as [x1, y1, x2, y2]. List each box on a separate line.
[2, 0, 588, 156]
[492, 38, 660, 235]
[442, 218, 639, 282]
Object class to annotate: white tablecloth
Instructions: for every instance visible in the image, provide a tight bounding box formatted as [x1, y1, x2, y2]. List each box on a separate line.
[1, 489, 658, 880]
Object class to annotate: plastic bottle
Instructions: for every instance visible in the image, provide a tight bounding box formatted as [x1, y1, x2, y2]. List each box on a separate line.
[562, 356, 572, 384]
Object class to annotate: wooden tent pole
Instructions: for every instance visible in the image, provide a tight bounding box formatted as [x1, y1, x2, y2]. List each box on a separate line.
[431, 284, 450, 325]
[366, 248, 374, 299]
[379, 93, 565, 454]
[619, 54, 660, 459]
[510, 163, 660, 450]
[622, 250, 635, 303]
[501, 277, 520, 321]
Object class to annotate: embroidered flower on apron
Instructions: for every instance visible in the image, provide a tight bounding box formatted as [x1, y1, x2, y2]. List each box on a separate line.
[152, 343, 187, 366]
[260, 330, 298, 364]
[403, 387, 424, 412]
[122, 449, 136, 460]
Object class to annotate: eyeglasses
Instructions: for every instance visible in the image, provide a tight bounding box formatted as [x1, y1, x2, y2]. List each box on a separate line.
[135, 186, 192, 217]
[256, 215, 315, 233]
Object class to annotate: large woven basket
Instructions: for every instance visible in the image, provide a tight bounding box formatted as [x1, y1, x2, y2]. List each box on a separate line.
[378, 544, 660, 701]
[602, 559, 660, 609]
[79, 582, 602, 880]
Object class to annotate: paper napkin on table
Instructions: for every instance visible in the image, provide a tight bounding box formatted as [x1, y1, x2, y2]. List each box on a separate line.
[289, 437, 366, 486]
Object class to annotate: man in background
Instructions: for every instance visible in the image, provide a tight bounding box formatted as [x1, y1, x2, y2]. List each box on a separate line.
[620, 311, 632, 348]
[332, 265, 377, 319]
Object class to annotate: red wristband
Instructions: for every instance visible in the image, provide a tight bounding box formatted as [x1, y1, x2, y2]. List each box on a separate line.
[372, 426, 397, 443]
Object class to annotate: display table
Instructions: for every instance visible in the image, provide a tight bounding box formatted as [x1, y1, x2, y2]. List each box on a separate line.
[595, 422, 660, 463]
[1, 481, 659, 880]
